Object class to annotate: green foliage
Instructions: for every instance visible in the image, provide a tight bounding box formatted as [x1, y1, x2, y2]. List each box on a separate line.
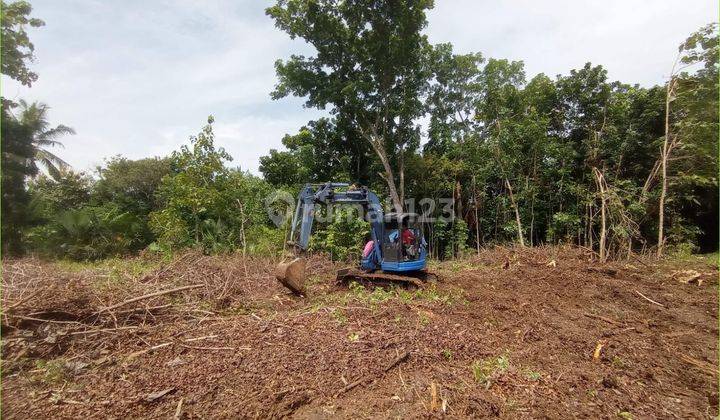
[16, 100, 75, 179]
[547, 212, 581, 243]
[26, 203, 144, 260]
[525, 370, 541, 381]
[2, 5, 716, 262]
[433, 219, 469, 259]
[95, 156, 171, 215]
[28, 171, 92, 217]
[150, 116, 232, 249]
[260, 5, 716, 257]
[471, 352, 510, 388]
[1, 102, 36, 254]
[150, 116, 279, 254]
[1, 0, 45, 86]
[260, 119, 354, 187]
[33, 359, 67, 384]
[1, 99, 74, 255]
[310, 207, 370, 261]
[267, 0, 433, 206]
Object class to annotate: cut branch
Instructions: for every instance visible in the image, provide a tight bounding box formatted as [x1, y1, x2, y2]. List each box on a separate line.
[96, 284, 204, 314]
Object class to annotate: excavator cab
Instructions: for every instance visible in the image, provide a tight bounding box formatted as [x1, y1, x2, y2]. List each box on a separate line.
[378, 213, 426, 272]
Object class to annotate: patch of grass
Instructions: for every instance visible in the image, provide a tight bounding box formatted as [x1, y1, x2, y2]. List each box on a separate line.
[471, 352, 510, 388]
[417, 311, 431, 327]
[504, 398, 520, 413]
[56, 256, 163, 292]
[33, 359, 68, 384]
[441, 349, 453, 361]
[330, 308, 348, 325]
[348, 282, 396, 306]
[665, 247, 719, 268]
[617, 411, 633, 419]
[55, 256, 163, 276]
[347, 332, 360, 342]
[305, 275, 326, 287]
[611, 356, 627, 369]
[524, 369, 541, 381]
[348, 281, 464, 307]
[445, 260, 476, 273]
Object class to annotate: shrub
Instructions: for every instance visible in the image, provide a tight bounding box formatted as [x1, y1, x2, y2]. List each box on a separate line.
[310, 206, 370, 261]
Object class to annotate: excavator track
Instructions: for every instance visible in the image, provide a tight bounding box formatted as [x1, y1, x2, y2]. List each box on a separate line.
[336, 268, 439, 289]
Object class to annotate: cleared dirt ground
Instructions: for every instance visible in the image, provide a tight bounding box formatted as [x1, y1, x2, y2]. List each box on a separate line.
[2, 246, 718, 418]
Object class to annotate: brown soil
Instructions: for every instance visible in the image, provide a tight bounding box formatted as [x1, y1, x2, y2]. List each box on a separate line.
[2, 246, 718, 418]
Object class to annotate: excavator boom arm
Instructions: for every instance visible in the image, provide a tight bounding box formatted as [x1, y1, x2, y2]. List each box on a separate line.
[289, 183, 384, 251]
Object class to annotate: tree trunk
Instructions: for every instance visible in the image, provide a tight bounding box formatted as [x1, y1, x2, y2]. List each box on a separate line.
[399, 146, 405, 207]
[593, 168, 607, 262]
[657, 79, 675, 257]
[473, 175, 480, 255]
[194, 212, 200, 244]
[365, 133, 403, 213]
[505, 178, 525, 247]
[657, 51, 681, 257]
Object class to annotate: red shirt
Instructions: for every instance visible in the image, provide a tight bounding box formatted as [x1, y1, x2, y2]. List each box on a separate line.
[401, 229, 415, 245]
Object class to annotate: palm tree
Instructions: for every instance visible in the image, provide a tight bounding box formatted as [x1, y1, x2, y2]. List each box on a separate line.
[17, 99, 75, 179]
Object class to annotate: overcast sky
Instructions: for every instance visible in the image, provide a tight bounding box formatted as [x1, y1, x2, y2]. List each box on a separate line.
[2, 0, 716, 175]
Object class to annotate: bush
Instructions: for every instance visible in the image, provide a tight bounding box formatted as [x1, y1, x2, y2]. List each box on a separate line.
[310, 207, 370, 261]
[149, 116, 278, 255]
[434, 219, 469, 259]
[26, 203, 144, 260]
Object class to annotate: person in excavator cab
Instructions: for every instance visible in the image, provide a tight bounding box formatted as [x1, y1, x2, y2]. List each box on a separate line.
[385, 221, 417, 261]
[401, 225, 416, 260]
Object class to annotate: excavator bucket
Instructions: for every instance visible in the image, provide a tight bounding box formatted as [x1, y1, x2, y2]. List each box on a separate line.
[275, 257, 307, 296]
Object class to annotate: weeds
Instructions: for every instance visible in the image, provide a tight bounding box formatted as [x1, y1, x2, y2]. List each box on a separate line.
[441, 349, 453, 361]
[33, 359, 68, 384]
[56, 256, 163, 293]
[417, 311, 431, 327]
[55, 255, 164, 276]
[345, 281, 464, 308]
[471, 352, 510, 388]
[524, 369, 541, 381]
[611, 356, 627, 369]
[330, 308, 348, 325]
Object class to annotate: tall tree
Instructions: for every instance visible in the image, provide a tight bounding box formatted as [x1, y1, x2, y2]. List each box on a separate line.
[1, 103, 35, 254]
[657, 23, 719, 255]
[16, 100, 75, 179]
[267, 0, 433, 212]
[1, 0, 44, 86]
[425, 43, 483, 155]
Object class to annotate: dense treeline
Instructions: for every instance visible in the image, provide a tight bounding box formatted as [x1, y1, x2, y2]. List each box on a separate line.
[260, 1, 718, 259]
[1, 1, 717, 261]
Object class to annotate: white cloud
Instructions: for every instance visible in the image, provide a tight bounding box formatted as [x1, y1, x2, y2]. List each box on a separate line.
[426, 0, 717, 85]
[1, 0, 716, 175]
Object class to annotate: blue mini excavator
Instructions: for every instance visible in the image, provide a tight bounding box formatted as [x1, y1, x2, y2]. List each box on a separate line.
[275, 182, 436, 294]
